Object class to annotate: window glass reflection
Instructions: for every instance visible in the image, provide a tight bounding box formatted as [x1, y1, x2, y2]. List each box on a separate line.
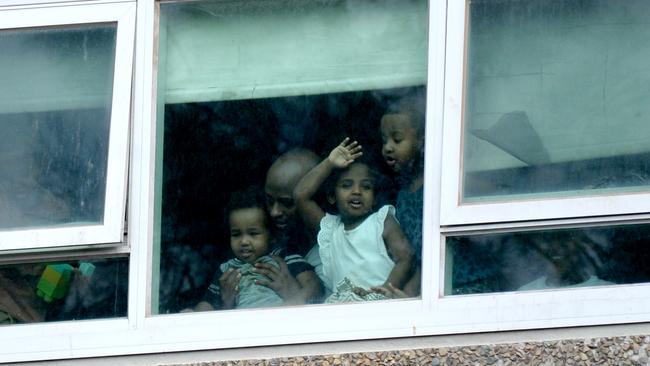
[155, 0, 428, 313]
[158, 89, 426, 313]
[446, 224, 650, 295]
[0, 258, 128, 324]
[0, 24, 116, 229]
[463, 0, 650, 202]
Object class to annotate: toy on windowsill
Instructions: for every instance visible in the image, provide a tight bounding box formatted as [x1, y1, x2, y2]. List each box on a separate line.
[36, 262, 95, 303]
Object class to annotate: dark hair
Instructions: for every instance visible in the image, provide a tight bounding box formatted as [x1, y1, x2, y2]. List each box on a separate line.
[385, 88, 426, 139]
[384, 89, 427, 184]
[322, 153, 391, 214]
[224, 186, 270, 228]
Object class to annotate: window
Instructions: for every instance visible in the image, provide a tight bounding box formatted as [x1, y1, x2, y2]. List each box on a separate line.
[0, 257, 128, 324]
[441, 0, 650, 225]
[0, 0, 134, 342]
[437, 0, 650, 330]
[0, 2, 135, 250]
[153, 0, 429, 313]
[3, 0, 650, 363]
[445, 223, 650, 295]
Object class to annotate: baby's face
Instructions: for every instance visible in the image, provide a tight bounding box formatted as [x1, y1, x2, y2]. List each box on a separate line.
[332, 163, 375, 229]
[229, 207, 270, 264]
[380, 113, 422, 174]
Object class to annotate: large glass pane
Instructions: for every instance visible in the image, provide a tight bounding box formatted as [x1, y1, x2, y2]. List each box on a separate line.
[154, 0, 427, 314]
[0, 257, 128, 324]
[0, 24, 116, 229]
[462, 0, 650, 202]
[445, 224, 650, 295]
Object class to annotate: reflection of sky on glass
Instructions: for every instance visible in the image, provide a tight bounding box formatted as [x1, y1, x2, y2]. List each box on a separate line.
[0, 24, 116, 113]
[0, 24, 116, 229]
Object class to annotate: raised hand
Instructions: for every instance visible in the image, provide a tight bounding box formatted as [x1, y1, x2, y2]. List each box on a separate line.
[328, 137, 362, 168]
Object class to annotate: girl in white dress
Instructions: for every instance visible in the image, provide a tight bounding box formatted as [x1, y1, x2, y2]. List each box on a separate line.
[293, 138, 413, 301]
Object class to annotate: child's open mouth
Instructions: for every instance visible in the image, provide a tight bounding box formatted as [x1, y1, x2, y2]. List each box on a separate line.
[385, 157, 396, 166]
[349, 199, 363, 209]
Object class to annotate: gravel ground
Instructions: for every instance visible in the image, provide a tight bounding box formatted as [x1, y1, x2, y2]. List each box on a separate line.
[164, 335, 650, 365]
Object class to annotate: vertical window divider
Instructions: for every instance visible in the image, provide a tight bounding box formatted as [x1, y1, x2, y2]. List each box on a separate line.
[130, 0, 156, 328]
[423, 0, 449, 312]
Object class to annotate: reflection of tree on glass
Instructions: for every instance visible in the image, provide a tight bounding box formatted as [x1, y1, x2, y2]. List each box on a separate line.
[0, 120, 70, 228]
[186, 188, 320, 311]
[447, 224, 650, 296]
[0, 110, 109, 229]
[518, 231, 613, 291]
[294, 138, 413, 302]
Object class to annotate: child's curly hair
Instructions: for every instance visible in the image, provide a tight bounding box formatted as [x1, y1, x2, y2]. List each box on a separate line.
[224, 186, 271, 229]
[385, 89, 426, 139]
[322, 153, 391, 214]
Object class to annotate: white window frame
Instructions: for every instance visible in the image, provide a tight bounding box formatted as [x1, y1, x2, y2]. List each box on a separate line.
[0, 0, 109, 7]
[2, 0, 650, 364]
[439, 0, 650, 227]
[0, 1, 136, 251]
[434, 0, 650, 346]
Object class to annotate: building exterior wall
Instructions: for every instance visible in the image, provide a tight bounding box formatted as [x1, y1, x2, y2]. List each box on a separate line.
[3, 1, 650, 364]
[16, 324, 650, 365]
[170, 335, 649, 366]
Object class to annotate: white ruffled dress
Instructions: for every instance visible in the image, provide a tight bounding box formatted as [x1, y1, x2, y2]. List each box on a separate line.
[317, 205, 396, 291]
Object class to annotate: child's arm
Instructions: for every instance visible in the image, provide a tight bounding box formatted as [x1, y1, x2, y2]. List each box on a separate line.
[402, 266, 421, 297]
[293, 270, 322, 305]
[294, 138, 363, 233]
[382, 215, 414, 290]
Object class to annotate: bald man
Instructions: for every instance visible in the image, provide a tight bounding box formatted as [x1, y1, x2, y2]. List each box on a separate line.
[249, 149, 326, 302]
[264, 148, 319, 245]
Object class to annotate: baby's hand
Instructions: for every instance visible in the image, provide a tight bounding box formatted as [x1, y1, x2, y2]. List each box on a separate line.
[219, 269, 241, 309]
[328, 137, 362, 168]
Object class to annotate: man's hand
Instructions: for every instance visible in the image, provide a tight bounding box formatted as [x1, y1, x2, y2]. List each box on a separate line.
[254, 255, 302, 304]
[218, 269, 240, 309]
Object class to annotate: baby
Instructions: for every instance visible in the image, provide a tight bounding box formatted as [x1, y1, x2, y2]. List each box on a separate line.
[191, 187, 318, 310]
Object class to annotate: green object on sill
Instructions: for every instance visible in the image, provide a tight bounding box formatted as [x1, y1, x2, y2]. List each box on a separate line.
[36, 263, 74, 303]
